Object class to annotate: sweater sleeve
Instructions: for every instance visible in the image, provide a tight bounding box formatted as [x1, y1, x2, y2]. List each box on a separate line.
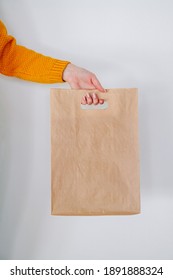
[0, 20, 70, 83]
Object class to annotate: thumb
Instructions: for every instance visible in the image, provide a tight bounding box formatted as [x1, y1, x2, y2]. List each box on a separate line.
[91, 76, 105, 92]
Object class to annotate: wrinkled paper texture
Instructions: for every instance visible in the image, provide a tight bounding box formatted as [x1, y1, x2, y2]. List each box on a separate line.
[51, 88, 140, 215]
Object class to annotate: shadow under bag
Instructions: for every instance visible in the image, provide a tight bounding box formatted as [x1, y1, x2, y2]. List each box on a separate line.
[50, 88, 140, 215]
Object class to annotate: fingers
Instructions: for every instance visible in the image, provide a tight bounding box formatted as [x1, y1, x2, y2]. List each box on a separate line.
[86, 93, 93, 105]
[91, 76, 105, 92]
[81, 93, 104, 105]
[99, 98, 104, 104]
[92, 93, 99, 105]
[81, 95, 87, 105]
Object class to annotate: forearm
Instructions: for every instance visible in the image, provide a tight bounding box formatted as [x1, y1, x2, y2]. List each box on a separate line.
[0, 20, 70, 83]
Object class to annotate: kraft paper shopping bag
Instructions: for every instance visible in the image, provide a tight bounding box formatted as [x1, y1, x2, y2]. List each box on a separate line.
[50, 88, 140, 215]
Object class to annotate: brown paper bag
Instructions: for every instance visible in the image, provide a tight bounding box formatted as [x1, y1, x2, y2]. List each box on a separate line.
[50, 88, 140, 215]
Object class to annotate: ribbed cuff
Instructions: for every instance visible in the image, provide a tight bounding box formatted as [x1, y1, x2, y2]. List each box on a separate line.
[50, 60, 70, 83]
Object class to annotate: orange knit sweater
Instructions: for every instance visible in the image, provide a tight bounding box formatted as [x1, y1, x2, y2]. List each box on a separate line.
[0, 20, 70, 83]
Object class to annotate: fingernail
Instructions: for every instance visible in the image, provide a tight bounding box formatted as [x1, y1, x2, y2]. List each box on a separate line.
[87, 93, 90, 98]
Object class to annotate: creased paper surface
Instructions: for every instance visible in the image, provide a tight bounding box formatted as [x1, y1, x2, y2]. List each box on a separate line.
[50, 88, 140, 215]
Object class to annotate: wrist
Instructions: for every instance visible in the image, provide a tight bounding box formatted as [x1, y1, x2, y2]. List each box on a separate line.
[62, 63, 74, 82]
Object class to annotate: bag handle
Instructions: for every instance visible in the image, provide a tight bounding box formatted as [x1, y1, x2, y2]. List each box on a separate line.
[80, 101, 108, 110]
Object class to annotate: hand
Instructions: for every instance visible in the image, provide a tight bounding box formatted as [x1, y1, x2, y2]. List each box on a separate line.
[81, 93, 104, 105]
[63, 63, 105, 92]
[63, 63, 105, 104]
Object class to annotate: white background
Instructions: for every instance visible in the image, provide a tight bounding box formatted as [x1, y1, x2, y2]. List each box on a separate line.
[0, 0, 173, 260]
